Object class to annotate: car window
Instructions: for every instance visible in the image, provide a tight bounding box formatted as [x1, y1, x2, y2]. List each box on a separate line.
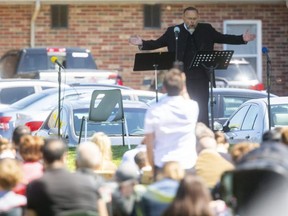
[46, 109, 59, 129]
[215, 63, 258, 81]
[223, 96, 253, 118]
[241, 105, 259, 130]
[19, 53, 48, 72]
[137, 95, 155, 103]
[65, 52, 96, 69]
[73, 107, 146, 136]
[271, 104, 288, 127]
[41, 86, 55, 90]
[227, 105, 250, 131]
[0, 87, 35, 104]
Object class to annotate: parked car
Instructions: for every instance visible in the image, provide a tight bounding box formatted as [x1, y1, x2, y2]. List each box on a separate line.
[210, 88, 277, 125]
[215, 58, 264, 90]
[149, 88, 276, 126]
[35, 99, 148, 147]
[0, 86, 93, 140]
[0, 47, 123, 85]
[222, 97, 288, 145]
[0, 79, 69, 105]
[0, 85, 158, 139]
[143, 58, 264, 92]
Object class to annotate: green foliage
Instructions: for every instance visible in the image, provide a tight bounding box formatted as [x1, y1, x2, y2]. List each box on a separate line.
[67, 145, 136, 171]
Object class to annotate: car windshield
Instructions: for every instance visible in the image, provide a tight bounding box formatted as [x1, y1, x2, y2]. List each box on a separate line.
[73, 107, 146, 136]
[65, 52, 97, 69]
[271, 104, 288, 127]
[19, 53, 48, 72]
[215, 63, 257, 81]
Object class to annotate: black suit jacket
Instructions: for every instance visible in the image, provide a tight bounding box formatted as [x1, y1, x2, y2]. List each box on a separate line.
[142, 23, 246, 80]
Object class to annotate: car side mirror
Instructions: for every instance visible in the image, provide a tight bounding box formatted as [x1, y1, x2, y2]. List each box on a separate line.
[222, 121, 230, 132]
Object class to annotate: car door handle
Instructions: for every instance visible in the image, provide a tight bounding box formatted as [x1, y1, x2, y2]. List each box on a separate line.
[245, 135, 250, 139]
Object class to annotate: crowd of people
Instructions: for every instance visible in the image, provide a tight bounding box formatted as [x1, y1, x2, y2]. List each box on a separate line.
[1, 68, 288, 216]
[1, 122, 288, 216]
[0, 5, 285, 216]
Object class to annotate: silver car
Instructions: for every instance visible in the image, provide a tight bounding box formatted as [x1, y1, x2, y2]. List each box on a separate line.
[35, 99, 148, 147]
[223, 96, 288, 145]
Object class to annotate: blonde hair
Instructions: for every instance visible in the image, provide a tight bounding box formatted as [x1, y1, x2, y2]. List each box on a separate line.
[230, 142, 260, 163]
[161, 161, 185, 181]
[0, 137, 14, 153]
[90, 132, 112, 161]
[0, 158, 23, 190]
[19, 135, 44, 162]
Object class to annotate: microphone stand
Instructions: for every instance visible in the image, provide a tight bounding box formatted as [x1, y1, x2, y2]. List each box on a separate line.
[266, 56, 272, 131]
[58, 66, 61, 138]
[175, 35, 179, 62]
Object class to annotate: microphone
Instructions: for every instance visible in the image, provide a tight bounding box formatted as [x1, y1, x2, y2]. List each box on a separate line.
[50, 56, 65, 69]
[174, 26, 180, 40]
[262, 47, 271, 63]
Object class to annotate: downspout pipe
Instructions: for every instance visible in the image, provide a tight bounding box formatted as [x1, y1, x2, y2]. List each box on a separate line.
[30, 0, 41, 47]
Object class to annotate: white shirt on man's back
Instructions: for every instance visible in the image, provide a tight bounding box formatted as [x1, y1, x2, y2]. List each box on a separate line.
[144, 95, 199, 169]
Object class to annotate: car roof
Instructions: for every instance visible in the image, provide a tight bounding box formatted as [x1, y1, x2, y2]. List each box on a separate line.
[21, 47, 91, 53]
[66, 98, 149, 110]
[213, 88, 273, 96]
[243, 96, 288, 105]
[0, 79, 69, 86]
[70, 83, 132, 90]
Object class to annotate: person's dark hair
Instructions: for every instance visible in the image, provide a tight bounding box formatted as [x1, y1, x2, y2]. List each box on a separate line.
[42, 138, 66, 164]
[262, 128, 282, 142]
[162, 174, 213, 216]
[134, 151, 147, 169]
[183, 6, 198, 14]
[12, 125, 31, 147]
[163, 68, 184, 96]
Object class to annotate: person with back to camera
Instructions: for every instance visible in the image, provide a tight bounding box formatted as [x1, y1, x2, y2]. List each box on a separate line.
[144, 67, 199, 178]
[129, 6, 255, 127]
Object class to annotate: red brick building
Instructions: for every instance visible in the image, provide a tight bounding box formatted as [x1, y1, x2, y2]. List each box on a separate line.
[0, 0, 287, 95]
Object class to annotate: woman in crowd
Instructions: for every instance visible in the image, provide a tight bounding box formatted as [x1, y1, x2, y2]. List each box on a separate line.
[90, 132, 117, 172]
[0, 158, 27, 215]
[162, 174, 214, 216]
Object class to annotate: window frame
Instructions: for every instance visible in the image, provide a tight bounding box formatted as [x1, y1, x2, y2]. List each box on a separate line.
[143, 4, 161, 29]
[223, 20, 262, 82]
[51, 5, 69, 29]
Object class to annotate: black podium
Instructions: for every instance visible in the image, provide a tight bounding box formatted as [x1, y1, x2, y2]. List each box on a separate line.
[133, 52, 175, 102]
[190, 50, 234, 130]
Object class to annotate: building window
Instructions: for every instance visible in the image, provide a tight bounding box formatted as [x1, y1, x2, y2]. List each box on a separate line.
[223, 20, 262, 82]
[51, 5, 68, 28]
[144, 4, 161, 28]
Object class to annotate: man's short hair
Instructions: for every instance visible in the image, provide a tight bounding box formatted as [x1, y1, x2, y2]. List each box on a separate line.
[42, 138, 67, 164]
[183, 6, 198, 14]
[12, 125, 31, 147]
[163, 68, 184, 96]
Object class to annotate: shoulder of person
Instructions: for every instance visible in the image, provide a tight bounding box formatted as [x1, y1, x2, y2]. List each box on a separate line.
[197, 22, 213, 28]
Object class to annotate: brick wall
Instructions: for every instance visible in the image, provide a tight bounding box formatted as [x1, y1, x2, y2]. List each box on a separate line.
[0, 3, 287, 95]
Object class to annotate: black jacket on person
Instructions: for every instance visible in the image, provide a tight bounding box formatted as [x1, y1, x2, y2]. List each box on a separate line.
[142, 22, 246, 79]
[141, 23, 246, 126]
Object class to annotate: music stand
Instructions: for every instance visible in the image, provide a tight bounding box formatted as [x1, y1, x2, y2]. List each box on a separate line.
[133, 52, 175, 102]
[190, 50, 234, 130]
